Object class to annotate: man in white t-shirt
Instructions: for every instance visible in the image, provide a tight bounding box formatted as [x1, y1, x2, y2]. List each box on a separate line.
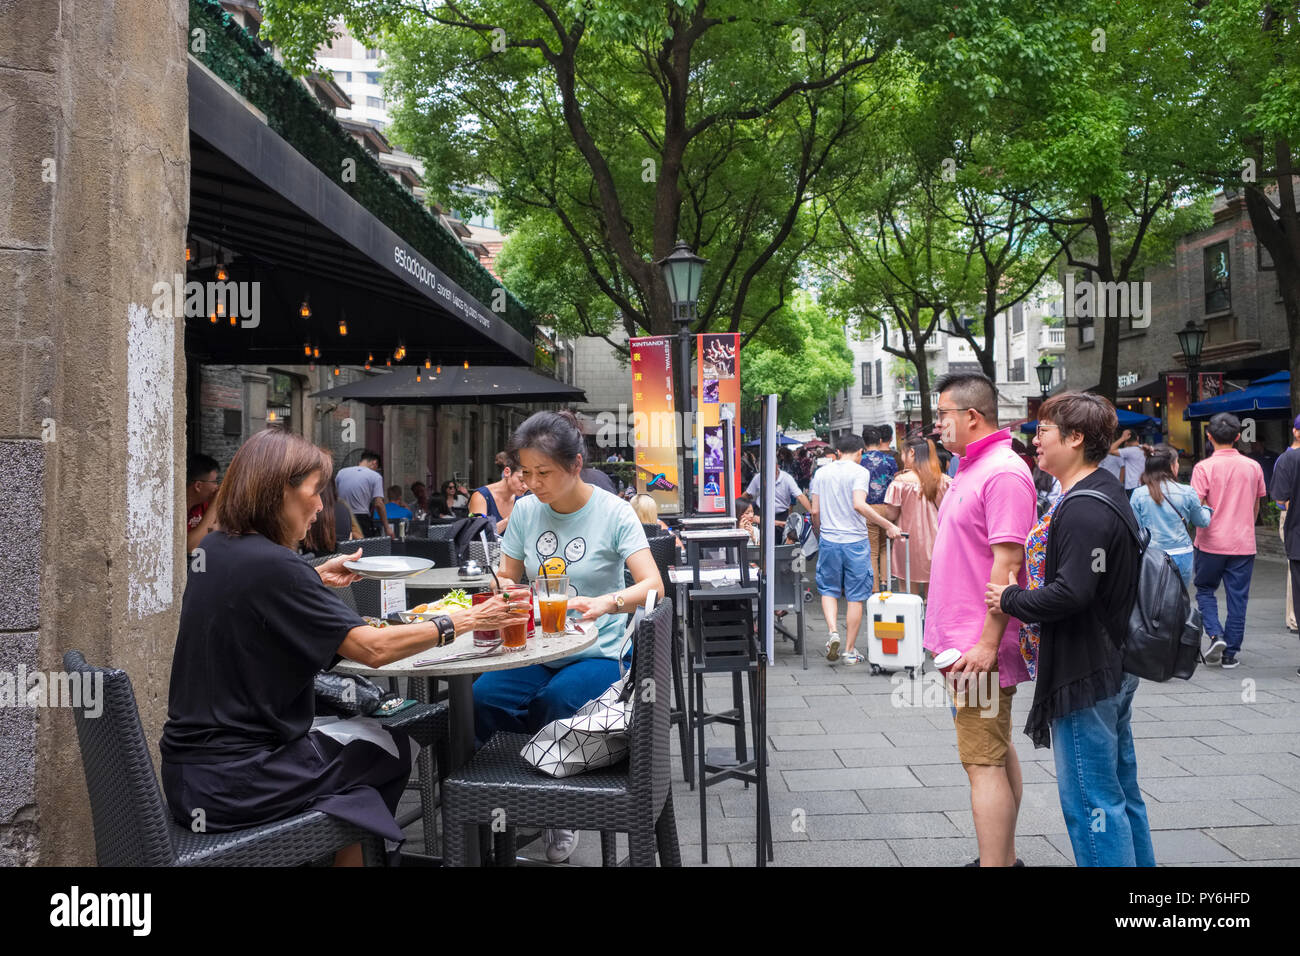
[739, 468, 811, 526]
[810, 434, 901, 665]
[1112, 430, 1146, 496]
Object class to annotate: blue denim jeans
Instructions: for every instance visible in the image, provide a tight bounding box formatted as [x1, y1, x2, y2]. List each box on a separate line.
[1051, 672, 1155, 867]
[1168, 551, 1193, 590]
[1193, 550, 1255, 655]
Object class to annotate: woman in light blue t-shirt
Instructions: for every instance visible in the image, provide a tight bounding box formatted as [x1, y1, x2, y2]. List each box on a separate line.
[1129, 444, 1212, 588]
[475, 410, 662, 861]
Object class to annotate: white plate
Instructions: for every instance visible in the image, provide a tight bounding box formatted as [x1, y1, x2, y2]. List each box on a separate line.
[343, 556, 435, 580]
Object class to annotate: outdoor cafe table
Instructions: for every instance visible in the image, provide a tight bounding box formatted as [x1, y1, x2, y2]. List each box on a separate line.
[333, 625, 597, 864]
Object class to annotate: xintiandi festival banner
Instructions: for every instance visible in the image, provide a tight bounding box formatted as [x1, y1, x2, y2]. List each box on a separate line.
[696, 333, 742, 513]
[628, 336, 681, 512]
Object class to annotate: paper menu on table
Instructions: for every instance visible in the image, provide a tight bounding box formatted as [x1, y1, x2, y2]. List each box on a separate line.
[380, 579, 407, 618]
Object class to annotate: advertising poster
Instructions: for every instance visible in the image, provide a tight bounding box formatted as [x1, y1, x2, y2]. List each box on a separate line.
[1166, 374, 1191, 455]
[628, 336, 681, 512]
[696, 333, 741, 512]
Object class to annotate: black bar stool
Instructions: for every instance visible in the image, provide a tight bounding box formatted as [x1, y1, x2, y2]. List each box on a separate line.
[680, 528, 773, 865]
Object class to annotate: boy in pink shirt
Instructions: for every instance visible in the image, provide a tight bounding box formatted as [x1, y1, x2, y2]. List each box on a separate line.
[1191, 413, 1268, 668]
[926, 372, 1035, 867]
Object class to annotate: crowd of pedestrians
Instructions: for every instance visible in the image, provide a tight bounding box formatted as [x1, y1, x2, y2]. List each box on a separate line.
[779, 371, 1296, 867]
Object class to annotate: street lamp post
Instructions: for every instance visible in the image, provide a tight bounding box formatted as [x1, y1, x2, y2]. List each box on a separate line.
[1035, 356, 1054, 400]
[902, 394, 914, 436]
[657, 240, 708, 515]
[1176, 320, 1207, 462]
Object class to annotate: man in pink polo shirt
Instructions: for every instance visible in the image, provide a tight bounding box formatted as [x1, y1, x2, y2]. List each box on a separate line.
[926, 372, 1035, 867]
[1192, 412, 1268, 669]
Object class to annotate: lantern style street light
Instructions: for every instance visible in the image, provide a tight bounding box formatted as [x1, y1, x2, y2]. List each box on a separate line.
[1036, 356, 1055, 398]
[656, 240, 708, 514]
[1176, 320, 1207, 461]
[902, 393, 914, 435]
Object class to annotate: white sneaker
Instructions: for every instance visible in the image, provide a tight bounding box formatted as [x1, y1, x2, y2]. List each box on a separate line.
[1204, 637, 1226, 664]
[544, 828, 579, 863]
[842, 651, 864, 665]
[825, 633, 841, 662]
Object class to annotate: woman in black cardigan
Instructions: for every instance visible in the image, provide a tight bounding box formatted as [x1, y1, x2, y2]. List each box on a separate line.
[985, 392, 1154, 867]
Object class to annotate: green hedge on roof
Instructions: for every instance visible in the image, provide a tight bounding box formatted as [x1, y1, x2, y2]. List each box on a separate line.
[189, 0, 533, 340]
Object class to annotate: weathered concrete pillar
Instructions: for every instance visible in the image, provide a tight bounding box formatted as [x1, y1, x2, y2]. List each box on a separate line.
[0, 0, 189, 864]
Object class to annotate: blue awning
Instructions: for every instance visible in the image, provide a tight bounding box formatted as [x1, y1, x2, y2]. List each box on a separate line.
[1185, 371, 1290, 420]
[744, 434, 802, 447]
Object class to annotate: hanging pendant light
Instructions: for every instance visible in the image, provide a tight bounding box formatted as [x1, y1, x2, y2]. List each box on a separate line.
[338, 313, 348, 336]
[299, 297, 312, 319]
[463, 359, 469, 370]
[215, 261, 228, 281]
[313, 346, 320, 359]
[333, 366, 340, 376]
[425, 355, 431, 369]
[304, 343, 312, 357]
[416, 370, 422, 383]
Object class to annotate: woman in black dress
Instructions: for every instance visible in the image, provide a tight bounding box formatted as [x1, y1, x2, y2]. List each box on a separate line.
[161, 429, 519, 865]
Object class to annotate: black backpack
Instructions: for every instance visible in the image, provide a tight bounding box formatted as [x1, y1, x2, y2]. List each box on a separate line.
[1063, 489, 1203, 682]
[450, 515, 497, 564]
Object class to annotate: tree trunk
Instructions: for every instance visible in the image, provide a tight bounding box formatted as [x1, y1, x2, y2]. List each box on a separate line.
[1243, 144, 1300, 412]
[915, 353, 933, 435]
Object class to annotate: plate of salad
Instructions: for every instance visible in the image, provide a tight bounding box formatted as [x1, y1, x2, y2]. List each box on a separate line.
[397, 588, 473, 623]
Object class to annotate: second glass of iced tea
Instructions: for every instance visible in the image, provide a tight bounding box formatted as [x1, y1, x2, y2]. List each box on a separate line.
[501, 585, 532, 651]
[534, 574, 569, 636]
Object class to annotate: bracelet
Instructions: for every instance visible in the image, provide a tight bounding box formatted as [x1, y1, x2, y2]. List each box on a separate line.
[432, 613, 456, 647]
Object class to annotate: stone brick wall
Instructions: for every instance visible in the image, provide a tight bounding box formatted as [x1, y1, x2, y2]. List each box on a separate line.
[0, 0, 190, 865]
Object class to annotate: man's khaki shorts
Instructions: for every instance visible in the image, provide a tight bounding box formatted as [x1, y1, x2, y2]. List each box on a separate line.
[950, 674, 1016, 767]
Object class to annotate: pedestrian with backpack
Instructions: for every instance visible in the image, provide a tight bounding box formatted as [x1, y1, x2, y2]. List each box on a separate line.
[985, 392, 1153, 867]
[1129, 445, 1213, 589]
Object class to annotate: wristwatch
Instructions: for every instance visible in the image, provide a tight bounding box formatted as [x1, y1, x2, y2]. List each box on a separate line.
[613, 592, 626, 611]
[432, 613, 456, 646]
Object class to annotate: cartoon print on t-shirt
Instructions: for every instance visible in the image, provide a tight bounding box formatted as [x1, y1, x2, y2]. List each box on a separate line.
[536, 530, 559, 557]
[540, 555, 568, 578]
[563, 537, 586, 564]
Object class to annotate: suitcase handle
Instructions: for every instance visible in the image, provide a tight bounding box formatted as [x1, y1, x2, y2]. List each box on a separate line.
[884, 531, 910, 594]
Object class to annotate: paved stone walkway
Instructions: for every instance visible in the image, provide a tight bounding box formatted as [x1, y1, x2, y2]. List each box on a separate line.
[403, 559, 1300, 866]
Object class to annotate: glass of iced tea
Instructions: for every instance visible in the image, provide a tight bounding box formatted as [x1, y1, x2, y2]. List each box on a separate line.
[534, 574, 569, 636]
[501, 585, 532, 651]
[472, 590, 501, 648]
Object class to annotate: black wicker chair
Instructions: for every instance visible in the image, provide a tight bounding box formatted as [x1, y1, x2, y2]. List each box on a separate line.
[439, 599, 681, 867]
[64, 650, 386, 866]
[644, 534, 691, 784]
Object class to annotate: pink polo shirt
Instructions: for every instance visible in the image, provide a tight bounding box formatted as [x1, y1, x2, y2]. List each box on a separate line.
[1191, 448, 1267, 555]
[923, 429, 1035, 688]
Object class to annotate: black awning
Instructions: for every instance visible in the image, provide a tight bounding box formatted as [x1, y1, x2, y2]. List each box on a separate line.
[185, 61, 532, 366]
[310, 365, 586, 406]
[1117, 377, 1162, 398]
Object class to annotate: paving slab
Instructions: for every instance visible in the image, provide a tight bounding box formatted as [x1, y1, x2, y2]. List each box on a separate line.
[744, 839, 901, 867]
[783, 765, 921, 792]
[1201, 825, 1300, 860]
[1140, 774, 1297, 802]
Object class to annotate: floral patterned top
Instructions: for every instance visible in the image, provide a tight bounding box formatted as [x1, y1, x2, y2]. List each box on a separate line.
[1019, 495, 1063, 680]
[861, 450, 899, 505]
